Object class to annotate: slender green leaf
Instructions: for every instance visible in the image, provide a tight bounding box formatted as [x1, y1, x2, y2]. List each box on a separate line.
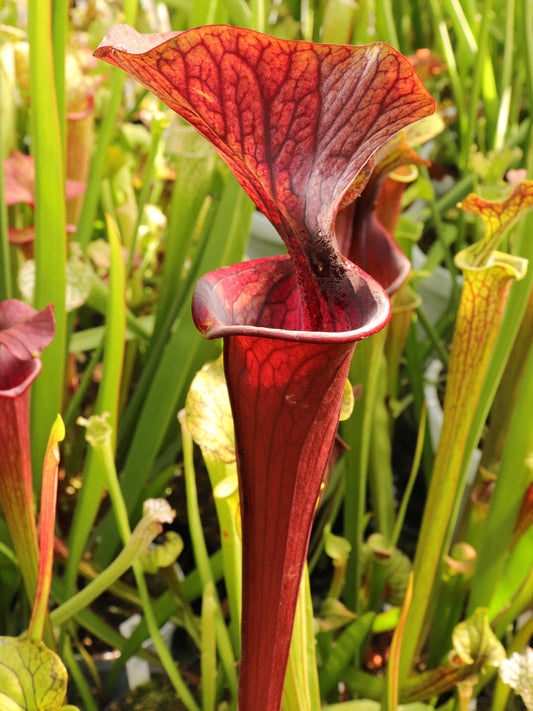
[318, 613, 375, 698]
[28, 0, 67, 491]
[98, 174, 253, 562]
[64, 215, 126, 597]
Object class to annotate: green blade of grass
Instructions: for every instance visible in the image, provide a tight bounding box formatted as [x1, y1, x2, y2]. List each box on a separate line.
[494, 0, 516, 149]
[201, 582, 218, 711]
[460, 0, 497, 169]
[28, 0, 67, 493]
[0, 142, 11, 301]
[427, 0, 467, 149]
[442, 0, 477, 54]
[116, 159, 218, 465]
[75, 0, 138, 252]
[375, 0, 400, 48]
[51, 0, 67, 152]
[63, 215, 126, 598]
[467, 295, 533, 613]
[343, 329, 388, 613]
[97, 174, 254, 564]
[180, 413, 238, 698]
[153, 148, 216, 340]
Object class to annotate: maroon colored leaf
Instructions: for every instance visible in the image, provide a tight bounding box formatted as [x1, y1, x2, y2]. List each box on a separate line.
[95, 24, 434, 328]
[0, 300, 55, 614]
[4, 150, 85, 208]
[336, 133, 429, 294]
[193, 254, 390, 709]
[0, 300, 55, 397]
[95, 25, 434, 711]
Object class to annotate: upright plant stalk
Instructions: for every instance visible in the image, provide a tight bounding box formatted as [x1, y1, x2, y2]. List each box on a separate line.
[51, 0, 68, 151]
[28, 415, 65, 644]
[494, 0, 516, 150]
[343, 329, 388, 612]
[481, 282, 533, 470]
[467, 315, 533, 612]
[74, 415, 200, 711]
[184, 357, 243, 652]
[459, 0, 496, 168]
[400, 184, 533, 678]
[28, 0, 67, 488]
[64, 215, 125, 597]
[179, 410, 239, 699]
[75, 0, 138, 253]
[0, 95, 12, 300]
[341, 131, 427, 604]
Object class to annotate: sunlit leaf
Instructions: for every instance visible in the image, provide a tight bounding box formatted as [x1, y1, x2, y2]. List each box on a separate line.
[0, 637, 68, 710]
[185, 355, 235, 464]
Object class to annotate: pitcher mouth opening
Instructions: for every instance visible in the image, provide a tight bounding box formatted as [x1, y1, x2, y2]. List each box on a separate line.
[192, 254, 391, 344]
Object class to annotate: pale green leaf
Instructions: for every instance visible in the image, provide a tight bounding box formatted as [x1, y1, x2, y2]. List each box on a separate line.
[185, 356, 235, 463]
[0, 637, 68, 710]
[452, 608, 505, 668]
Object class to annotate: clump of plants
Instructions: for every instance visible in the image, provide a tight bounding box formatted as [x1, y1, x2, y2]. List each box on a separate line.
[1, 1, 533, 710]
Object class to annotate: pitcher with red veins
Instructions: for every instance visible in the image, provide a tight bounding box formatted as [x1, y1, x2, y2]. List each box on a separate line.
[0, 300, 55, 607]
[95, 25, 434, 711]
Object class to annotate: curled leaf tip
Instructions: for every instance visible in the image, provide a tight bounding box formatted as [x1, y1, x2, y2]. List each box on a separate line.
[94, 23, 434, 329]
[142, 497, 175, 526]
[77, 412, 113, 448]
[452, 608, 505, 670]
[50, 414, 66, 444]
[459, 180, 533, 268]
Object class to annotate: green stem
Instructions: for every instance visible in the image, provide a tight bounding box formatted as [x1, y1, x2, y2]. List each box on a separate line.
[51, 0, 67, 153]
[65, 215, 125, 596]
[50, 498, 164, 627]
[427, 0, 467, 150]
[460, 0, 494, 169]
[28, 0, 67, 492]
[343, 329, 387, 612]
[179, 411, 239, 699]
[389, 402, 427, 550]
[0, 105, 12, 300]
[376, 0, 400, 47]
[204, 454, 242, 653]
[494, 0, 516, 150]
[467, 320, 533, 612]
[126, 116, 166, 279]
[75, 0, 138, 250]
[250, 0, 266, 31]
[524, 0, 533, 103]
[132, 562, 201, 711]
[415, 306, 450, 367]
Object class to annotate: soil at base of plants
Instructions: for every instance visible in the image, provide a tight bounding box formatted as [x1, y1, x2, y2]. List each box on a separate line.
[107, 678, 190, 710]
